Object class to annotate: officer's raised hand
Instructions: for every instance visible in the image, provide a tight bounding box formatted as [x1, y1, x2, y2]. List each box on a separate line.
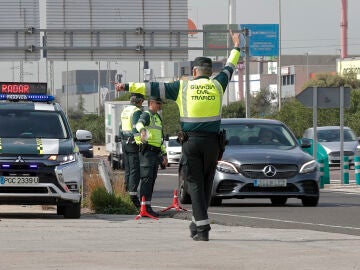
[115, 83, 126, 91]
[229, 29, 240, 47]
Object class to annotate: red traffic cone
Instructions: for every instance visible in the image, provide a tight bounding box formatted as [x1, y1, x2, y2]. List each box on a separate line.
[135, 196, 158, 220]
[161, 189, 187, 212]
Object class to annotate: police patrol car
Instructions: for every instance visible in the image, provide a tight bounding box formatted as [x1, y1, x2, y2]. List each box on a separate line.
[0, 82, 92, 218]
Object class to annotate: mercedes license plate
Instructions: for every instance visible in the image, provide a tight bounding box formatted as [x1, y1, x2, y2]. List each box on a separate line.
[254, 179, 287, 187]
[0, 176, 39, 185]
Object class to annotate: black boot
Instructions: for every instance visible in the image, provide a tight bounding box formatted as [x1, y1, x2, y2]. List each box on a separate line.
[192, 231, 209, 241]
[189, 222, 197, 238]
[192, 225, 211, 241]
[130, 196, 140, 210]
[146, 206, 159, 218]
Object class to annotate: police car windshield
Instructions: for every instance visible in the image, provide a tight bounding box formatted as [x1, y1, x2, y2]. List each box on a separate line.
[0, 110, 68, 139]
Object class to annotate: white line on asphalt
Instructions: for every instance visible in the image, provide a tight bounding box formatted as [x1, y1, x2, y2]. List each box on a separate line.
[322, 190, 360, 195]
[155, 206, 360, 230]
[206, 211, 360, 231]
[156, 173, 359, 229]
[157, 173, 177, 176]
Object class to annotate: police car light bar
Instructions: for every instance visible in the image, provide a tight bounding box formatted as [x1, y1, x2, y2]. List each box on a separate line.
[0, 94, 54, 102]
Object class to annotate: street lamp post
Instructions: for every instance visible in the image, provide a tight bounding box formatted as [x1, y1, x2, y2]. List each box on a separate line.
[97, 61, 101, 116]
[305, 52, 310, 81]
[66, 61, 69, 117]
[278, 0, 282, 111]
[337, 49, 342, 77]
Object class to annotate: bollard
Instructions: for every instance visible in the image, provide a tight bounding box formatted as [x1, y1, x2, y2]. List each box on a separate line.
[318, 159, 324, 189]
[322, 156, 330, 184]
[343, 156, 349, 184]
[355, 156, 360, 185]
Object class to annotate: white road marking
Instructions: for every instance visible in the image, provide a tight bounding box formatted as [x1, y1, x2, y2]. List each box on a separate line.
[156, 172, 360, 230]
[157, 173, 177, 176]
[206, 211, 360, 231]
[154, 206, 360, 231]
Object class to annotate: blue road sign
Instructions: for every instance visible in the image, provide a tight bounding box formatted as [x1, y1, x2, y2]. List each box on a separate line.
[240, 24, 279, 57]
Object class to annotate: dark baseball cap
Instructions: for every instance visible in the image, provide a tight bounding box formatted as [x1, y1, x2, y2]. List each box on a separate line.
[193, 56, 213, 68]
[149, 96, 162, 103]
[131, 93, 145, 99]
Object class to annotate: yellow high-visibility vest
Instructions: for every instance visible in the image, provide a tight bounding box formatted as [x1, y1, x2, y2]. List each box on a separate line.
[176, 78, 223, 123]
[120, 105, 141, 143]
[136, 111, 164, 148]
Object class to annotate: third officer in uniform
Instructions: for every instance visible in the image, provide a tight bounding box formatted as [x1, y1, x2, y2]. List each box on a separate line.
[136, 96, 168, 217]
[116, 30, 240, 240]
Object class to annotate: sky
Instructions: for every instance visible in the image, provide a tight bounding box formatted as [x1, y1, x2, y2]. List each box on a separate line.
[189, 0, 360, 56]
[2, 0, 360, 86]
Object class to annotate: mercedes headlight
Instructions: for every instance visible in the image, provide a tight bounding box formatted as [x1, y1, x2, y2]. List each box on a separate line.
[216, 161, 239, 174]
[299, 160, 317, 174]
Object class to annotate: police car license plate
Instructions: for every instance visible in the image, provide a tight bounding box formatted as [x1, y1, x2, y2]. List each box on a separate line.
[254, 179, 287, 187]
[0, 176, 39, 185]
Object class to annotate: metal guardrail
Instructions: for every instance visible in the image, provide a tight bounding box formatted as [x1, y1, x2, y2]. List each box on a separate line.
[83, 158, 113, 193]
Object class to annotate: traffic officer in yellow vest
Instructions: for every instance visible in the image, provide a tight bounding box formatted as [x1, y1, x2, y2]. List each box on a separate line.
[136, 96, 168, 217]
[116, 30, 240, 240]
[120, 93, 145, 209]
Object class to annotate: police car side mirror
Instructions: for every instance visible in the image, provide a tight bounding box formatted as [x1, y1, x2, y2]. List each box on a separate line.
[76, 130, 92, 142]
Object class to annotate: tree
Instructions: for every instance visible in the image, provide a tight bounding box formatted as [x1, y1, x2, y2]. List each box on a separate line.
[69, 114, 105, 144]
[303, 73, 360, 90]
[222, 101, 245, 118]
[250, 88, 277, 117]
[160, 100, 180, 136]
[272, 98, 312, 138]
[271, 73, 360, 138]
[77, 94, 85, 113]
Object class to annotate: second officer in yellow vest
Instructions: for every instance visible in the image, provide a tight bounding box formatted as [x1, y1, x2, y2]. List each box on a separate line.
[136, 96, 168, 217]
[120, 93, 144, 209]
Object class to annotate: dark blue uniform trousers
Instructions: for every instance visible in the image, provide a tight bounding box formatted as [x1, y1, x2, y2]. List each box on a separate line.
[182, 134, 219, 233]
[139, 149, 159, 204]
[122, 141, 141, 207]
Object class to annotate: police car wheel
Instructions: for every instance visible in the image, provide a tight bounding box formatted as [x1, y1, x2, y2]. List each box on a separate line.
[57, 205, 66, 216]
[63, 202, 81, 219]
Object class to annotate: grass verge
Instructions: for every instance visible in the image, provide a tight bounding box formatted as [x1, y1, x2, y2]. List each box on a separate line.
[83, 169, 138, 215]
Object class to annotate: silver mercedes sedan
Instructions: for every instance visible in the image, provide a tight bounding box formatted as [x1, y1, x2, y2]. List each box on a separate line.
[303, 126, 360, 166]
[178, 118, 320, 207]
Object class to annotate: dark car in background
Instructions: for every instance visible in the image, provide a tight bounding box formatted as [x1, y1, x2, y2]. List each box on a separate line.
[76, 131, 94, 158]
[178, 118, 320, 207]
